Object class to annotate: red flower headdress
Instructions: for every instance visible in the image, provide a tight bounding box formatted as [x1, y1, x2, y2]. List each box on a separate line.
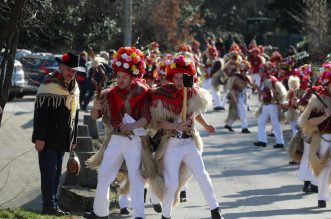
[166, 55, 196, 81]
[111, 47, 146, 78]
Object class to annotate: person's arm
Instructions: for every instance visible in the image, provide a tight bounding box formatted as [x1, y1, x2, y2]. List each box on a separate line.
[308, 114, 329, 126]
[120, 93, 151, 134]
[195, 113, 215, 134]
[33, 100, 49, 151]
[158, 120, 188, 131]
[308, 107, 331, 126]
[90, 98, 102, 120]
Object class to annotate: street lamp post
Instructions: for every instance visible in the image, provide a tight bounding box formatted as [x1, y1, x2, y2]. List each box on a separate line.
[123, 0, 132, 46]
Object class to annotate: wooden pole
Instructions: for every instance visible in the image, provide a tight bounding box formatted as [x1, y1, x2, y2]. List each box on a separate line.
[182, 87, 187, 122]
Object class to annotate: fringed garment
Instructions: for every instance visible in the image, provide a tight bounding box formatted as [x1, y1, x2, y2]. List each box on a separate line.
[85, 82, 156, 195]
[149, 84, 212, 206]
[299, 94, 331, 181]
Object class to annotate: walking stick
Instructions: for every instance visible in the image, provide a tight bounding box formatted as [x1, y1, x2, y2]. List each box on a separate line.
[182, 74, 194, 122]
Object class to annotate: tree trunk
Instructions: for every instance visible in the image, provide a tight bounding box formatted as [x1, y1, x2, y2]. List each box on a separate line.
[0, 0, 25, 125]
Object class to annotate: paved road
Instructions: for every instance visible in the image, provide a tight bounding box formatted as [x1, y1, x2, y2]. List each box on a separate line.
[0, 95, 330, 219]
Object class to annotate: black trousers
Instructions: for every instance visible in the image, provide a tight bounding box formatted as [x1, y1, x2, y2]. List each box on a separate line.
[38, 147, 64, 208]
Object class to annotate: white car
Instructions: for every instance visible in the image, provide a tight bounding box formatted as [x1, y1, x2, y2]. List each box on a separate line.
[8, 60, 38, 100]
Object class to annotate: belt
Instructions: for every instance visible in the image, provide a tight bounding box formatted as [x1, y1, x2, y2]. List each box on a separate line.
[111, 129, 134, 136]
[173, 132, 193, 139]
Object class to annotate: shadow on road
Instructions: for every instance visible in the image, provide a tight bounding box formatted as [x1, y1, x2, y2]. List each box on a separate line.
[222, 206, 329, 219]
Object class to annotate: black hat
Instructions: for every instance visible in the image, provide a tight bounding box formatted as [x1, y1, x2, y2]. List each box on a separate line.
[55, 52, 86, 72]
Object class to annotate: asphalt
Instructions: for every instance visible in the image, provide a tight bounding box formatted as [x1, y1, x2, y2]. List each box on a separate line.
[0, 94, 330, 219]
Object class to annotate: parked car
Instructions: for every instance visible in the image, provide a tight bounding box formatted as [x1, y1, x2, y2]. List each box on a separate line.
[22, 53, 59, 86]
[8, 60, 38, 100]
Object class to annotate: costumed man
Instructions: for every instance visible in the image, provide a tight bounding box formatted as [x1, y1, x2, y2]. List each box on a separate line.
[254, 62, 287, 148]
[285, 75, 302, 136]
[32, 52, 83, 216]
[224, 59, 252, 133]
[298, 67, 331, 208]
[143, 54, 161, 88]
[288, 67, 319, 192]
[83, 47, 154, 219]
[249, 47, 265, 88]
[158, 60, 169, 85]
[202, 45, 225, 111]
[149, 55, 224, 219]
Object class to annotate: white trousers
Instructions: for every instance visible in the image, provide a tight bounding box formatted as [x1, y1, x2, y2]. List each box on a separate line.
[290, 120, 299, 136]
[317, 134, 331, 201]
[162, 137, 219, 218]
[119, 188, 159, 208]
[119, 194, 131, 209]
[252, 73, 261, 88]
[93, 135, 145, 218]
[298, 141, 318, 185]
[237, 91, 248, 129]
[257, 104, 284, 144]
[202, 78, 224, 107]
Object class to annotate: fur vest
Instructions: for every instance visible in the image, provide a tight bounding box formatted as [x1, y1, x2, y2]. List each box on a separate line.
[149, 86, 212, 206]
[299, 95, 331, 181]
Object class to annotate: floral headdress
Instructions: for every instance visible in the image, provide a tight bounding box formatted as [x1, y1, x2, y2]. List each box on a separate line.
[270, 51, 283, 63]
[166, 55, 196, 81]
[143, 54, 159, 80]
[111, 47, 146, 78]
[158, 61, 167, 76]
[177, 43, 192, 53]
[320, 62, 331, 86]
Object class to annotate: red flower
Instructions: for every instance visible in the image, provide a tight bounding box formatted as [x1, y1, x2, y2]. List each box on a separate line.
[62, 53, 70, 62]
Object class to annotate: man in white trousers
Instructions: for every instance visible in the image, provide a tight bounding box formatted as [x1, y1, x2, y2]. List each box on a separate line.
[299, 70, 331, 208]
[253, 63, 287, 148]
[149, 55, 224, 219]
[202, 45, 225, 111]
[224, 59, 251, 133]
[83, 47, 151, 219]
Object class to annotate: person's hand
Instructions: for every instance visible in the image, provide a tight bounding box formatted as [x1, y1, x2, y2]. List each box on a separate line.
[35, 140, 45, 152]
[290, 97, 298, 107]
[93, 99, 102, 111]
[204, 124, 216, 134]
[120, 123, 136, 134]
[325, 107, 331, 117]
[71, 144, 77, 150]
[175, 120, 192, 131]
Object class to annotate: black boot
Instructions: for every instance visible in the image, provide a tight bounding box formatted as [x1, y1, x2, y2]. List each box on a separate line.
[241, 128, 251, 133]
[83, 211, 109, 219]
[302, 181, 311, 193]
[210, 207, 224, 219]
[120, 207, 130, 215]
[153, 203, 162, 213]
[224, 124, 234, 132]
[310, 184, 318, 193]
[180, 191, 187, 202]
[161, 215, 171, 219]
[253, 141, 266, 147]
[318, 200, 326, 208]
[273, 144, 284, 148]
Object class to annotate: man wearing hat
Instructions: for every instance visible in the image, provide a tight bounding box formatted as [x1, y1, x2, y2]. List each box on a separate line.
[249, 47, 265, 88]
[149, 55, 224, 219]
[299, 67, 331, 208]
[32, 52, 84, 215]
[253, 62, 287, 148]
[84, 47, 152, 219]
